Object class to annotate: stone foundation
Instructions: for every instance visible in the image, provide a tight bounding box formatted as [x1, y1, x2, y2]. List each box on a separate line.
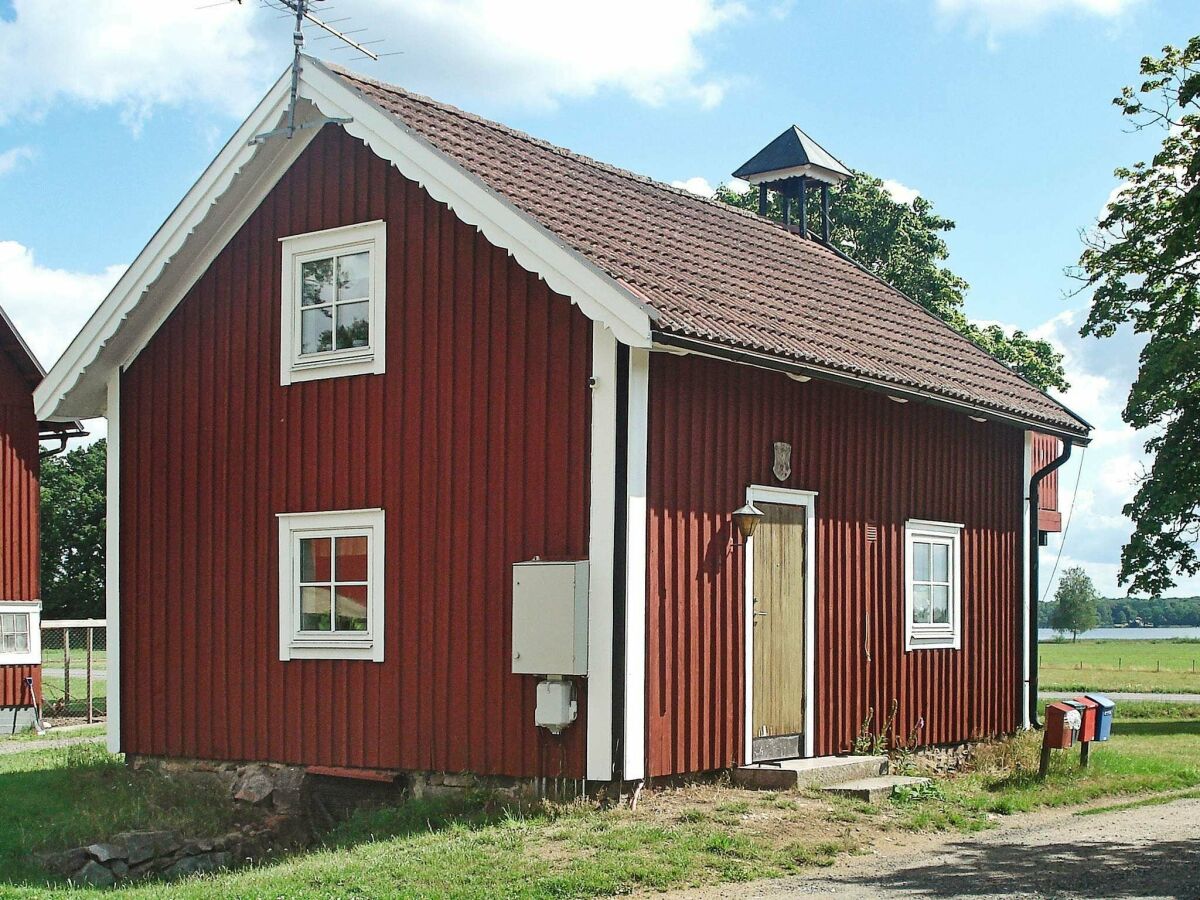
[49, 756, 588, 885]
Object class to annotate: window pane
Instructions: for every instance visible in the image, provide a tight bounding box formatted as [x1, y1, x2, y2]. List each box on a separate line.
[335, 301, 370, 350]
[300, 537, 332, 583]
[0, 633, 11, 653]
[301, 307, 334, 355]
[932, 585, 950, 624]
[932, 543, 949, 582]
[0, 613, 11, 634]
[912, 584, 931, 624]
[12, 631, 28, 652]
[335, 585, 368, 632]
[300, 586, 332, 631]
[336, 536, 368, 582]
[336, 251, 370, 301]
[301, 258, 335, 306]
[912, 541, 931, 582]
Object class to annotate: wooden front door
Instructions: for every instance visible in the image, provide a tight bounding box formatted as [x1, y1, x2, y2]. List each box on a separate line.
[751, 501, 807, 762]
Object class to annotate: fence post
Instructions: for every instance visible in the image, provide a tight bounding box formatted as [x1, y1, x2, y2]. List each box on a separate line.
[63, 627, 70, 709]
[86, 626, 94, 724]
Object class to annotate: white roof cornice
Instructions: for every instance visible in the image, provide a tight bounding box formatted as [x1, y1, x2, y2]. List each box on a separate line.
[35, 58, 653, 422]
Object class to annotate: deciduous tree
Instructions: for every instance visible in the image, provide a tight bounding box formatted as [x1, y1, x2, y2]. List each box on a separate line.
[1077, 36, 1200, 594]
[40, 439, 106, 619]
[1050, 566, 1100, 642]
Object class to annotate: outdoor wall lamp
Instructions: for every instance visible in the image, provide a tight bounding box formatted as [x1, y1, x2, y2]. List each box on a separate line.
[731, 502, 765, 546]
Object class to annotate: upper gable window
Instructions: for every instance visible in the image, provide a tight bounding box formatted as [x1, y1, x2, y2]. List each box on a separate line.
[904, 520, 963, 651]
[279, 220, 387, 385]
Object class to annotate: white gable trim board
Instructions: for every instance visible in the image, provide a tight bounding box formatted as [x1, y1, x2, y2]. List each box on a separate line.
[34, 58, 653, 424]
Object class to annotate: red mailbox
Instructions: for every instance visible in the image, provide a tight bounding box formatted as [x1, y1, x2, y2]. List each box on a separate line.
[1071, 696, 1099, 743]
[1044, 702, 1079, 749]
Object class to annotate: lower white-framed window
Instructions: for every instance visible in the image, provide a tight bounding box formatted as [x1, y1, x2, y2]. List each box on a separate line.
[904, 519, 962, 651]
[0, 601, 40, 665]
[277, 509, 385, 662]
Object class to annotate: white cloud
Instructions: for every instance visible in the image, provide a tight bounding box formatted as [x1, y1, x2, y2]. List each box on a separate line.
[0, 145, 35, 177]
[935, 0, 1143, 35]
[0, 1, 270, 127]
[0, 0, 746, 126]
[882, 178, 920, 205]
[672, 176, 718, 198]
[0, 241, 125, 370]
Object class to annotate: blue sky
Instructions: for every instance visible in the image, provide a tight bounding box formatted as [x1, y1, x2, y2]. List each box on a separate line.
[0, 0, 1197, 598]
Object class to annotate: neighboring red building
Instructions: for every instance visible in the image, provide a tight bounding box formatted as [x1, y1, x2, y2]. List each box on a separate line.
[36, 58, 1090, 782]
[0, 307, 82, 730]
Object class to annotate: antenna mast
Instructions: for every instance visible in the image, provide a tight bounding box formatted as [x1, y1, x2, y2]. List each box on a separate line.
[250, 0, 380, 145]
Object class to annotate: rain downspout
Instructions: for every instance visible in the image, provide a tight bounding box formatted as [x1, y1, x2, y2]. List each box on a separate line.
[1027, 439, 1073, 728]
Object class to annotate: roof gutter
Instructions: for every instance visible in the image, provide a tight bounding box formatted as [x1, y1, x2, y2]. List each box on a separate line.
[1026, 439, 1073, 729]
[651, 333, 1091, 447]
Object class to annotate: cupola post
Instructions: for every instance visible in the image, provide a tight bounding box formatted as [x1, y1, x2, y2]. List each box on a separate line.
[733, 126, 850, 240]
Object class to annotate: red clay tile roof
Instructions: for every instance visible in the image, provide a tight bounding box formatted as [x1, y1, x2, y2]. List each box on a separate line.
[326, 63, 1089, 438]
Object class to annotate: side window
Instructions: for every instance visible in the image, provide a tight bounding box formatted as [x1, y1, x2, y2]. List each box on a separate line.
[0, 603, 40, 664]
[905, 520, 962, 650]
[277, 509, 385, 661]
[279, 220, 386, 385]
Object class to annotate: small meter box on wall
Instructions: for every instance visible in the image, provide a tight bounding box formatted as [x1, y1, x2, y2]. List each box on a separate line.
[511, 560, 589, 676]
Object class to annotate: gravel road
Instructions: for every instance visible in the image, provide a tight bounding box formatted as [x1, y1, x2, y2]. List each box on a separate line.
[670, 796, 1200, 899]
[0, 735, 101, 755]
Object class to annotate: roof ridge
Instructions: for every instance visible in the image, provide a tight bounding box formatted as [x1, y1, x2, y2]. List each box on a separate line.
[321, 59, 794, 226]
[317, 59, 1089, 436]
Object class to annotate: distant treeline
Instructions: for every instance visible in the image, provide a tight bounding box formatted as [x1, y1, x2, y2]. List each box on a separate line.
[1039, 596, 1200, 628]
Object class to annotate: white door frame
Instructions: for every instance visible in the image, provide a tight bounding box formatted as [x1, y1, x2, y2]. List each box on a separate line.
[743, 484, 818, 763]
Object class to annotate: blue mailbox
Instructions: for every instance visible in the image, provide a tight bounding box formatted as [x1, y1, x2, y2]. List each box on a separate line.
[1085, 693, 1115, 741]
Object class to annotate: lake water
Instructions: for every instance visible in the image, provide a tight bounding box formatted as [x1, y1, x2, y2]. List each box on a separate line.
[1038, 627, 1200, 642]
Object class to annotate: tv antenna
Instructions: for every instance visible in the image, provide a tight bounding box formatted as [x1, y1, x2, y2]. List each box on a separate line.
[249, 0, 380, 145]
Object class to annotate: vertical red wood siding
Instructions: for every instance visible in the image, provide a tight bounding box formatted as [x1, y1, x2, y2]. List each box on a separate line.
[646, 353, 1023, 776]
[0, 347, 39, 603]
[0, 664, 40, 707]
[0, 345, 41, 708]
[1032, 433, 1063, 532]
[120, 127, 593, 777]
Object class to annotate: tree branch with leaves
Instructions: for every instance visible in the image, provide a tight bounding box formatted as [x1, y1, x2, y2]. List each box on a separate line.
[1076, 35, 1200, 595]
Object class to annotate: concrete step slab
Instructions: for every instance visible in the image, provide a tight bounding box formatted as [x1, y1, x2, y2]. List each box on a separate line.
[819, 774, 930, 803]
[732, 755, 889, 791]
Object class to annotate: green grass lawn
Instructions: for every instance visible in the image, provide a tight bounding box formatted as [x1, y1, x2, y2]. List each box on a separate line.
[0, 707, 1196, 898]
[891, 711, 1200, 832]
[0, 742, 256, 889]
[1039, 638, 1200, 694]
[38, 675, 107, 719]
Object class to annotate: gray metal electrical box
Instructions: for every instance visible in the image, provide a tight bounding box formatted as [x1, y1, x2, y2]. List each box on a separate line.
[511, 559, 589, 676]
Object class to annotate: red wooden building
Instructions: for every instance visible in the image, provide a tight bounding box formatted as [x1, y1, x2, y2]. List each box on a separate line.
[36, 59, 1090, 782]
[0, 306, 81, 730]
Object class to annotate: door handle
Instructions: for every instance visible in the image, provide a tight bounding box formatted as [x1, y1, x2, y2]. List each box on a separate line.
[753, 610, 768, 618]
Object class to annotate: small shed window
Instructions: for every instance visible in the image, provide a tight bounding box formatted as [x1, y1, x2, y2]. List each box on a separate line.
[0, 602, 40, 664]
[279, 220, 387, 385]
[1, 613, 30, 654]
[904, 520, 962, 651]
[277, 509, 385, 662]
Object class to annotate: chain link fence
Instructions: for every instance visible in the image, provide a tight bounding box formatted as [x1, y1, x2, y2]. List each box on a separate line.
[39, 619, 107, 723]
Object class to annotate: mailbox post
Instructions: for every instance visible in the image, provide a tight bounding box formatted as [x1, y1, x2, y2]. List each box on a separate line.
[1040, 702, 1082, 778]
[1039, 697, 1115, 778]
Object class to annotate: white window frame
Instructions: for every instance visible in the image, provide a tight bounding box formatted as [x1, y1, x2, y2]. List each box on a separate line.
[277, 509, 385, 662]
[0, 601, 41, 665]
[904, 519, 963, 651]
[279, 220, 387, 385]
